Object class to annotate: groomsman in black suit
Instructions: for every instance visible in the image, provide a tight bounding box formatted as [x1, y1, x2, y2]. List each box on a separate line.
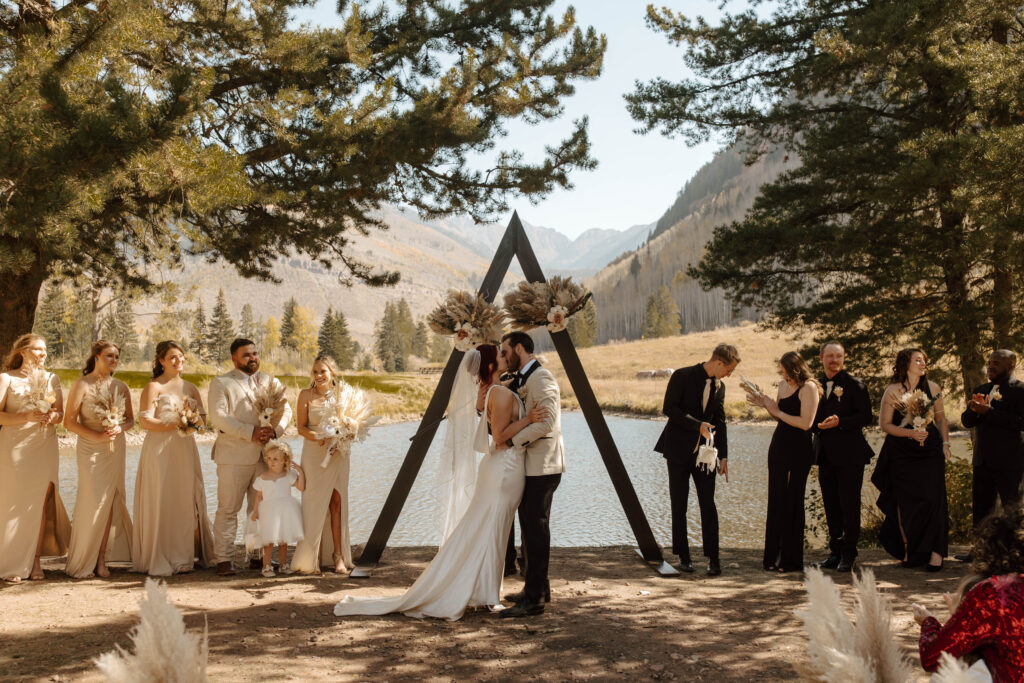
[813, 341, 874, 573]
[961, 350, 1024, 554]
[654, 344, 739, 576]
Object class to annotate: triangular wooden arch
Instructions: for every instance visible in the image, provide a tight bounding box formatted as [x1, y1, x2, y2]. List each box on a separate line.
[352, 212, 677, 576]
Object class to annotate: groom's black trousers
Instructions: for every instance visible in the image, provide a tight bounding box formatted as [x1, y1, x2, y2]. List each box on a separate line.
[518, 473, 561, 603]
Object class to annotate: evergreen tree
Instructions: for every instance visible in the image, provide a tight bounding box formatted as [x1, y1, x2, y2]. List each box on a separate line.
[642, 294, 661, 340]
[566, 299, 598, 348]
[643, 286, 679, 339]
[280, 298, 299, 350]
[189, 300, 208, 361]
[413, 321, 430, 358]
[317, 308, 338, 361]
[238, 304, 256, 340]
[374, 302, 406, 372]
[332, 310, 356, 370]
[101, 298, 141, 361]
[395, 298, 417, 361]
[628, 1, 1024, 392]
[429, 333, 452, 363]
[206, 289, 235, 363]
[33, 281, 74, 359]
[1, 2, 606, 353]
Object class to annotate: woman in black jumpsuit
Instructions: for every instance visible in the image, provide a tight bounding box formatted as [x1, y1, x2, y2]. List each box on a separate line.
[749, 352, 821, 572]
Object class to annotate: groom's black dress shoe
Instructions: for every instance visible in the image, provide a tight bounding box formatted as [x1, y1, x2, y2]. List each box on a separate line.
[816, 554, 841, 570]
[677, 559, 694, 573]
[499, 600, 544, 618]
[706, 559, 722, 576]
[836, 558, 855, 573]
[503, 587, 551, 604]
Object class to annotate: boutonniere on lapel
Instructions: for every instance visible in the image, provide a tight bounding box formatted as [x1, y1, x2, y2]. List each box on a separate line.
[988, 385, 1002, 403]
[516, 387, 528, 402]
[833, 386, 844, 401]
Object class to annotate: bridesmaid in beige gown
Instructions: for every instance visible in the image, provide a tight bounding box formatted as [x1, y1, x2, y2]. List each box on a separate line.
[131, 341, 215, 576]
[63, 340, 135, 578]
[0, 334, 72, 582]
[292, 356, 353, 574]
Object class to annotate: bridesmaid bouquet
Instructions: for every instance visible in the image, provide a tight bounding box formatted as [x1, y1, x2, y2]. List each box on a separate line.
[738, 375, 765, 399]
[26, 366, 57, 416]
[252, 379, 288, 428]
[176, 398, 204, 436]
[894, 389, 940, 438]
[87, 382, 126, 452]
[503, 276, 590, 333]
[315, 383, 378, 468]
[427, 289, 505, 352]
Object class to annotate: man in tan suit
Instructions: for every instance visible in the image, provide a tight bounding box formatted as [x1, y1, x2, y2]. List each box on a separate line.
[499, 331, 564, 618]
[208, 338, 292, 575]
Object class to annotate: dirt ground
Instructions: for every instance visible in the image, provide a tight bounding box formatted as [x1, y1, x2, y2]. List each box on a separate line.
[1, 545, 969, 682]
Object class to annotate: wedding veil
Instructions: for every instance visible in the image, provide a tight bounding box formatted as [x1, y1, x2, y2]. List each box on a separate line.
[437, 349, 484, 544]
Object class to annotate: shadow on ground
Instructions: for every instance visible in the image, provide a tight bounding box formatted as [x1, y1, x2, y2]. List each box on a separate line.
[0, 546, 968, 681]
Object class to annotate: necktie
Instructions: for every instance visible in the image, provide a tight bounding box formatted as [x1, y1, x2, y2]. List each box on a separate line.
[702, 378, 713, 412]
[826, 380, 834, 399]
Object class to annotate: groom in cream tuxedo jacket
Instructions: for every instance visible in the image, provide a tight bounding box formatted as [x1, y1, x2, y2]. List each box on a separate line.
[500, 331, 564, 618]
[208, 339, 292, 575]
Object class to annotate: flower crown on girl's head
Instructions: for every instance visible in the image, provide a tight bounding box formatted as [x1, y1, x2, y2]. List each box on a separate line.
[263, 439, 293, 467]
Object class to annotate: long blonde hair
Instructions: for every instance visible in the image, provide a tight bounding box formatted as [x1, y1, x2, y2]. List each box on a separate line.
[5, 333, 45, 371]
[309, 354, 340, 389]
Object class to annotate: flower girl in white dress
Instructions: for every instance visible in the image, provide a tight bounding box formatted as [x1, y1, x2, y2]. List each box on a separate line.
[248, 440, 306, 577]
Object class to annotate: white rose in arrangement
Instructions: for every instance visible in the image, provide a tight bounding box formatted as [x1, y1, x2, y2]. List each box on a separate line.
[34, 399, 52, 413]
[546, 305, 569, 333]
[912, 416, 926, 430]
[454, 322, 479, 352]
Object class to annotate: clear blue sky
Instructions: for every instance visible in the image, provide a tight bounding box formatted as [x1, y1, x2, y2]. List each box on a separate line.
[294, 1, 723, 238]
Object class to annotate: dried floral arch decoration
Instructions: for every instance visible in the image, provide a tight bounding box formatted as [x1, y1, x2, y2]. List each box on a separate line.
[352, 213, 676, 577]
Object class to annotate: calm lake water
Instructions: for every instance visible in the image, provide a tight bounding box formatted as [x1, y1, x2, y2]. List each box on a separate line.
[57, 415, 971, 549]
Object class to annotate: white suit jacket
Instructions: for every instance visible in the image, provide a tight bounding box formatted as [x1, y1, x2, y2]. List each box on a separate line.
[208, 369, 292, 466]
[510, 365, 565, 477]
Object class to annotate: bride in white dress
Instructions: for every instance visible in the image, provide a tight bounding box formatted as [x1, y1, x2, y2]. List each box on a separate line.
[333, 344, 545, 621]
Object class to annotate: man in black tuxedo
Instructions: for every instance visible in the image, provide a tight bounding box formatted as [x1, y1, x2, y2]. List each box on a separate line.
[813, 341, 874, 573]
[961, 350, 1024, 547]
[654, 344, 739, 576]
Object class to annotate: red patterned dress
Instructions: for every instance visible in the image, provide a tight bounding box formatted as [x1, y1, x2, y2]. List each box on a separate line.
[920, 574, 1024, 682]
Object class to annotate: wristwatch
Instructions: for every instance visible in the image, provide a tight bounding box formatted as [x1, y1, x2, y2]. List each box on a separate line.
[506, 438, 514, 448]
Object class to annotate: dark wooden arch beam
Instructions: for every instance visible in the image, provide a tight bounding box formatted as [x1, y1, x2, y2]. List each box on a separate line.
[352, 212, 676, 577]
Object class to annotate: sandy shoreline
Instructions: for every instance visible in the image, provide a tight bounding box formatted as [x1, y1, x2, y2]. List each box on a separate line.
[1, 545, 969, 682]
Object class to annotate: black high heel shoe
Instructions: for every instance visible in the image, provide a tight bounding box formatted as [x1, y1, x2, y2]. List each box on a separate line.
[924, 563, 943, 573]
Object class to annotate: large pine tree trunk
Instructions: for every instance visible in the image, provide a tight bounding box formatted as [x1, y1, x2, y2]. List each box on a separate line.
[0, 263, 48, 356]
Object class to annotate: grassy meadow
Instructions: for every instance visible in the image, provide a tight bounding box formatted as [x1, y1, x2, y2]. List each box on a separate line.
[541, 321, 809, 420]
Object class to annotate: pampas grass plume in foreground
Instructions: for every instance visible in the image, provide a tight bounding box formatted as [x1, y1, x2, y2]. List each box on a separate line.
[798, 569, 983, 682]
[95, 578, 208, 683]
[797, 567, 911, 682]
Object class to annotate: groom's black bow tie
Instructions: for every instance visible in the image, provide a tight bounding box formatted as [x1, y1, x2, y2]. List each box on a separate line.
[508, 373, 523, 392]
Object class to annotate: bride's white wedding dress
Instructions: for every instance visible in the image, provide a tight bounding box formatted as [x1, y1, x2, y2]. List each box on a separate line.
[333, 385, 524, 621]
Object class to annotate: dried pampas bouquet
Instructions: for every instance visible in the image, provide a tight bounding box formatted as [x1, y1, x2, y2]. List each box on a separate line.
[503, 276, 591, 333]
[427, 289, 506, 352]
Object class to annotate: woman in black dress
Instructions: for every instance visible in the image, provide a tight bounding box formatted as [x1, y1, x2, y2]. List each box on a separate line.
[748, 352, 820, 572]
[873, 348, 950, 571]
